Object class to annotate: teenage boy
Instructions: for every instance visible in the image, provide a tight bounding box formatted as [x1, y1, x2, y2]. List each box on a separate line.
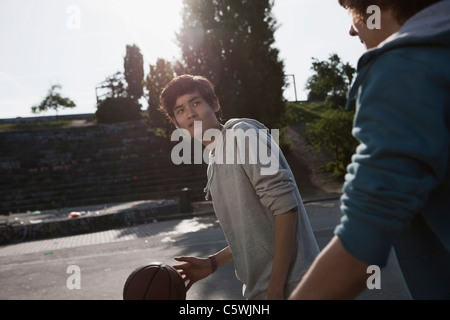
[290, 0, 450, 299]
[159, 74, 319, 300]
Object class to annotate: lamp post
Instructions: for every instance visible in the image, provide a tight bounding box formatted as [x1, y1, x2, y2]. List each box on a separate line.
[285, 74, 298, 102]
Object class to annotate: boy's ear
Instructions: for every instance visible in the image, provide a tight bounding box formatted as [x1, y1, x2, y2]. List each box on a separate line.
[213, 101, 221, 113]
[170, 117, 180, 128]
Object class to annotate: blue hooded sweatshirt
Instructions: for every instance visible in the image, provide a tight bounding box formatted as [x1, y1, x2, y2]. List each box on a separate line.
[335, 0, 450, 299]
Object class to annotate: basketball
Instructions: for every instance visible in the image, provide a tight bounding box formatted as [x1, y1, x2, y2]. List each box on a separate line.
[123, 263, 186, 300]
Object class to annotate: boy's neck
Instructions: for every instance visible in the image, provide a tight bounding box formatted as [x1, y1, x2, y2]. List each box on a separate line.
[204, 123, 224, 152]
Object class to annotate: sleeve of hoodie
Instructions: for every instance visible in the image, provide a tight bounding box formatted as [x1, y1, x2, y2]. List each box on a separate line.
[335, 50, 449, 267]
[231, 121, 300, 216]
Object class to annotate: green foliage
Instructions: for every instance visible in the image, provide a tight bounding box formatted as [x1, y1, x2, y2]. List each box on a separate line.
[305, 107, 358, 178]
[295, 54, 357, 178]
[146, 58, 176, 109]
[145, 58, 176, 138]
[97, 71, 127, 101]
[306, 53, 355, 109]
[284, 101, 325, 124]
[124, 44, 144, 101]
[95, 97, 142, 124]
[96, 44, 144, 123]
[0, 120, 71, 132]
[31, 84, 76, 117]
[177, 0, 286, 129]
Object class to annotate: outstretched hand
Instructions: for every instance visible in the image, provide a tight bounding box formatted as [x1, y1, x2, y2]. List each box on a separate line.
[173, 256, 213, 291]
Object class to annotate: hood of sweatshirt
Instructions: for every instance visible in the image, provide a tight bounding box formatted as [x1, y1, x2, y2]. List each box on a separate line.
[203, 118, 271, 200]
[222, 118, 269, 131]
[347, 0, 450, 107]
[358, 0, 450, 69]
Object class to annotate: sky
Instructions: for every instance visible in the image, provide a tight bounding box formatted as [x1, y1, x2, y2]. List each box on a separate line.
[0, 0, 365, 119]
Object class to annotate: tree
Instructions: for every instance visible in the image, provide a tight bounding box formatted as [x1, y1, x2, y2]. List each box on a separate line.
[145, 58, 177, 137]
[306, 53, 355, 108]
[31, 84, 76, 118]
[95, 97, 142, 124]
[124, 44, 144, 101]
[96, 71, 127, 103]
[95, 44, 145, 123]
[306, 107, 358, 178]
[146, 58, 176, 114]
[177, 0, 286, 129]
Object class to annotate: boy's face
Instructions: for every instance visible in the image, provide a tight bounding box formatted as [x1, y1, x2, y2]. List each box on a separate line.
[171, 90, 221, 143]
[348, 8, 402, 50]
[348, 12, 374, 49]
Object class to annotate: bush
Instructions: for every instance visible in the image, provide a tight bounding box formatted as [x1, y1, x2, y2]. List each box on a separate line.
[96, 97, 142, 124]
[325, 94, 348, 109]
[306, 107, 358, 178]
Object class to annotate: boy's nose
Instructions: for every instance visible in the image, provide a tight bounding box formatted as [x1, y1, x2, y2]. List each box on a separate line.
[186, 106, 197, 119]
[349, 25, 358, 37]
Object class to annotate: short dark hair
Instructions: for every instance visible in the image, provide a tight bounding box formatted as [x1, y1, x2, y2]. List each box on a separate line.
[338, 0, 442, 24]
[159, 74, 222, 120]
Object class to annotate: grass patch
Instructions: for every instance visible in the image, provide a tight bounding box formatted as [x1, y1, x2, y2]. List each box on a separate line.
[285, 100, 358, 179]
[285, 101, 329, 125]
[0, 120, 72, 132]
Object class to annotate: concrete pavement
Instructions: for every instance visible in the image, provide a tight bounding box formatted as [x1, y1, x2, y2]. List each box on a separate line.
[0, 198, 411, 300]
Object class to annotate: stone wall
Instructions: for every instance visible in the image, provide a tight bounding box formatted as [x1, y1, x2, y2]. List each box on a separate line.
[0, 120, 208, 215]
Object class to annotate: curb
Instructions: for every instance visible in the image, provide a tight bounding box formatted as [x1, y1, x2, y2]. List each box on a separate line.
[1, 200, 203, 245]
[1, 194, 341, 245]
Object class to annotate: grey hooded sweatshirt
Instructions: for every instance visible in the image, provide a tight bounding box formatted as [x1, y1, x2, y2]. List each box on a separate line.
[204, 118, 319, 299]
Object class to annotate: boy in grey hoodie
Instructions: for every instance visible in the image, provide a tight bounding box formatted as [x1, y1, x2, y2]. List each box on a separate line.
[159, 74, 319, 300]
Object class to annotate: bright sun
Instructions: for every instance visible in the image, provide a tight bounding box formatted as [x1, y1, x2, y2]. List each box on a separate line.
[105, 0, 183, 60]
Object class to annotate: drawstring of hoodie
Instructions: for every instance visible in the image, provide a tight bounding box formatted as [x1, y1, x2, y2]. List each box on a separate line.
[204, 123, 227, 201]
[204, 155, 215, 201]
[203, 118, 263, 200]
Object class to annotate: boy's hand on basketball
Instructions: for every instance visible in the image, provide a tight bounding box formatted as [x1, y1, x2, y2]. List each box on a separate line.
[173, 256, 212, 291]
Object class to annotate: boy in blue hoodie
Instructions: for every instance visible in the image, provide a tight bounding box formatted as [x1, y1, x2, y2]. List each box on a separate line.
[290, 0, 450, 299]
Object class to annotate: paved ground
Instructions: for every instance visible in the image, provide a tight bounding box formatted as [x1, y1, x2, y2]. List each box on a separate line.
[0, 198, 411, 300]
